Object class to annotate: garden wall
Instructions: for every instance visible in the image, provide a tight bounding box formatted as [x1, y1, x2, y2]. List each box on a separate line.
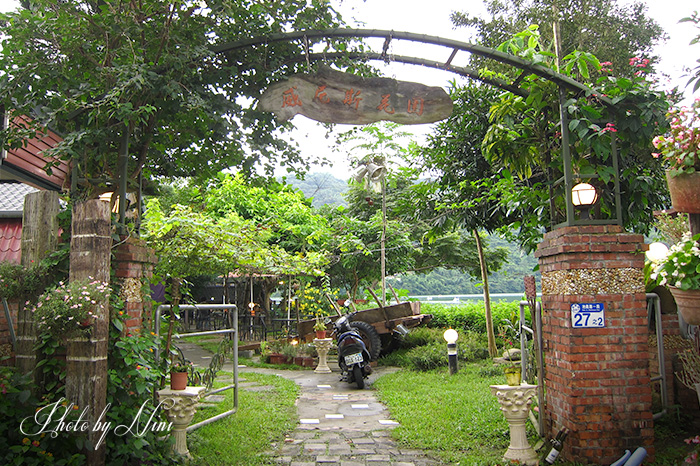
[536, 225, 654, 464]
[113, 236, 157, 334]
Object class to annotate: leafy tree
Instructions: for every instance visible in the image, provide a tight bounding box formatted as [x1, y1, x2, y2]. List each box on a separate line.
[682, 11, 700, 93]
[453, 0, 666, 77]
[334, 123, 507, 305]
[0, 0, 349, 202]
[481, 27, 671, 251]
[410, 81, 513, 357]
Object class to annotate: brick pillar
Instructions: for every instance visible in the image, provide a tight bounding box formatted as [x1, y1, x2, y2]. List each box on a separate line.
[113, 237, 157, 334]
[535, 225, 654, 464]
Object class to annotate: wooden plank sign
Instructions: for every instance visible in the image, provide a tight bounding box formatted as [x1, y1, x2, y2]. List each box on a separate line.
[258, 66, 453, 125]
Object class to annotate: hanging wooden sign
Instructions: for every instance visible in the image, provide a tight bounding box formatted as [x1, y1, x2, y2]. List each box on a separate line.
[258, 66, 453, 125]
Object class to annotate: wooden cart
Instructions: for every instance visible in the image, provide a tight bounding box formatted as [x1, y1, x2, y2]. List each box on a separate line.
[296, 293, 432, 358]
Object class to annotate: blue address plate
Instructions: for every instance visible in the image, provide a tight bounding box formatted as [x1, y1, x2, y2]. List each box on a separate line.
[570, 302, 605, 328]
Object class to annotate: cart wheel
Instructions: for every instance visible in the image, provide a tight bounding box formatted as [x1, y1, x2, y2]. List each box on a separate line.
[350, 321, 382, 361]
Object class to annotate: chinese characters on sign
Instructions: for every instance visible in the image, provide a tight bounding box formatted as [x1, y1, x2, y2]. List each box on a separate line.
[570, 303, 605, 328]
[259, 65, 453, 125]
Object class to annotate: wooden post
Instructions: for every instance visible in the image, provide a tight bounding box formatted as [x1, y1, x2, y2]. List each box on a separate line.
[66, 200, 111, 465]
[16, 191, 60, 374]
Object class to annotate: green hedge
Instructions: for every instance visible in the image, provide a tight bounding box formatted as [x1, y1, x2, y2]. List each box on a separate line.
[422, 301, 528, 334]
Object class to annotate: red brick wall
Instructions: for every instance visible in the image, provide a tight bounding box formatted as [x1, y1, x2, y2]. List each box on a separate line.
[535, 225, 654, 463]
[0, 299, 17, 366]
[113, 237, 157, 335]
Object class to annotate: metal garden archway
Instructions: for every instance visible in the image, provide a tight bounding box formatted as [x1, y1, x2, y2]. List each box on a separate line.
[212, 28, 623, 228]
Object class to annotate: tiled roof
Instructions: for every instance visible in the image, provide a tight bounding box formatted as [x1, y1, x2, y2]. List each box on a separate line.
[0, 182, 39, 214]
[0, 218, 22, 263]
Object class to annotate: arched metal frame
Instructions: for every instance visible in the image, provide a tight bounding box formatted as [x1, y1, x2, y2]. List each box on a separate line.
[213, 28, 623, 228]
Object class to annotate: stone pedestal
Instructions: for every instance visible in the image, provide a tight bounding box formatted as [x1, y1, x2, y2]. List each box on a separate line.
[157, 386, 206, 457]
[313, 338, 333, 373]
[490, 383, 539, 465]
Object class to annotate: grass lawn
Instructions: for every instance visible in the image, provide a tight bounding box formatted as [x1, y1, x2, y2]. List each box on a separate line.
[373, 363, 529, 466]
[187, 371, 299, 466]
[374, 364, 696, 466]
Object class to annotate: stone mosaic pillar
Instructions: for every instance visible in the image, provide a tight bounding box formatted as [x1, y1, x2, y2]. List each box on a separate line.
[535, 225, 654, 464]
[113, 237, 157, 334]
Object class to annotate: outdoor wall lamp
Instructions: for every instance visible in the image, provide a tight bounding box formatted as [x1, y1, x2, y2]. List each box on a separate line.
[443, 328, 459, 375]
[571, 183, 598, 219]
[646, 242, 669, 263]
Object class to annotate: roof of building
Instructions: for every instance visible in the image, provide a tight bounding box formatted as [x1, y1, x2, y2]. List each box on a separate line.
[0, 182, 40, 263]
[0, 181, 39, 215]
[0, 218, 22, 263]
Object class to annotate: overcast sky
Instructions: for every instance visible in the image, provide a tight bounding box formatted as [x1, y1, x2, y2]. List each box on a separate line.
[0, 0, 697, 179]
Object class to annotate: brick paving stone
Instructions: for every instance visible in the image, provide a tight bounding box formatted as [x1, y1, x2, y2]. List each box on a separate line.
[328, 445, 353, 455]
[351, 438, 376, 445]
[366, 455, 391, 462]
[316, 455, 341, 463]
[349, 448, 376, 455]
[339, 462, 365, 466]
[303, 443, 327, 453]
[290, 462, 315, 466]
[280, 444, 304, 455]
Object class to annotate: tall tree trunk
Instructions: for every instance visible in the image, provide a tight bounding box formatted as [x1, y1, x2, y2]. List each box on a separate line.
[474, 229, 497, 358]
[66, 200, 111, 466]
[17, 191, 60, 375]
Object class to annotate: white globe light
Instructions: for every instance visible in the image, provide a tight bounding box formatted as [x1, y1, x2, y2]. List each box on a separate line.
[571, 183, 598, 206]
[443, 328, 458, 344]
[646, 242, 669, 263]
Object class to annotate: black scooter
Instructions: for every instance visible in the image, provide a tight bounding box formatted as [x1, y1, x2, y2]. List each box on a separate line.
[332, 312, 372, 389]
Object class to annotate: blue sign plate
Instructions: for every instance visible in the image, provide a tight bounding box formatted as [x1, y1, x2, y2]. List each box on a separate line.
[570, 302, 605, 328]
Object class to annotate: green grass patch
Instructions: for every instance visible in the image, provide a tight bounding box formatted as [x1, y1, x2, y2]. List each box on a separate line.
[374, 363, 527, 466]
[188, 371, 299, 466]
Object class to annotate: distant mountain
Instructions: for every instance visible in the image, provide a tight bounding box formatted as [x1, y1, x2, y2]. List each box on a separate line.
[283, 172, 349, 207]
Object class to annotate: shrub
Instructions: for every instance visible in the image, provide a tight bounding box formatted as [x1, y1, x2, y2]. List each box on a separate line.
[424, 301, 528, 337]
[380, 329, 489, 371]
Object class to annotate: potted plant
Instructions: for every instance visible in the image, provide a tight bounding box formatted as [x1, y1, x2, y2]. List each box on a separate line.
[281, 342, 297, 364]
[170, 361, 190, 390]
[652, 99, 700, 213]
[498, 319, 522, 386]
[650, 232, 700, 325]
[30, 278, 111, 340]
[314, 315, 328, 339]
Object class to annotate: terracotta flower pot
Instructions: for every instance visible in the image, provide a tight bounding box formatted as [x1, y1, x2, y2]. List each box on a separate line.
[666, 171, 700, 214]
[269, 353, 286, 365]
[315, 330, 327, 339]
[669, 286, 700, 325]
[170, 371, 188, 390]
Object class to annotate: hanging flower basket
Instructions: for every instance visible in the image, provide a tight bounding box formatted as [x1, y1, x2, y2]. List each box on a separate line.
[669, 286, 700, 325]
[666, 171, 700, 214]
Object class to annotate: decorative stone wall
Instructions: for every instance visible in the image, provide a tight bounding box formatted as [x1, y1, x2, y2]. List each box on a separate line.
[113, 237, 157, 334]
[535, 225, 654, 464]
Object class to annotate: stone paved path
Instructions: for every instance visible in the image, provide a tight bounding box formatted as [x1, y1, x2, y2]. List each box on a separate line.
[179, 342, 447, 466]
[259, 366, 445, 466]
